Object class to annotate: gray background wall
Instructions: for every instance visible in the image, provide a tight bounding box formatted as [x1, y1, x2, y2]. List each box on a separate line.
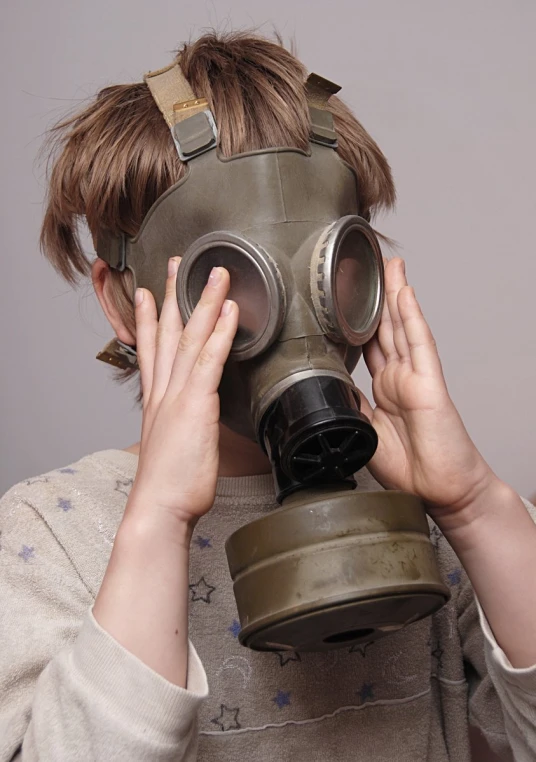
[1, 0, 534, 497]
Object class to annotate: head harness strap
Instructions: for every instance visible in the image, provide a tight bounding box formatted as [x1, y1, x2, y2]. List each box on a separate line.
[145, 60, 201, 126]
[145, 60, 218, 161]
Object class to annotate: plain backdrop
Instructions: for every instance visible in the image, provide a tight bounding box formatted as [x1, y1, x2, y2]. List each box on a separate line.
[1, 0, 535, 497]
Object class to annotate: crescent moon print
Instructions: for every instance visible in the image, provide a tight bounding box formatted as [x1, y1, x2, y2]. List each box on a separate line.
[215, 656, 253, 688]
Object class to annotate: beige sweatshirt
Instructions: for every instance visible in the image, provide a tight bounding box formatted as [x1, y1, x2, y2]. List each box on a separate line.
[1, 449, 535, 762]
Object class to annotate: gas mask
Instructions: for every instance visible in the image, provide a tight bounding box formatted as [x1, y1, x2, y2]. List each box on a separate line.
[97, 62, 449, 653]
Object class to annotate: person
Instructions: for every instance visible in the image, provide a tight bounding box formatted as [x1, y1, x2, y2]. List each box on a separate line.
[1, 31, 535, 762]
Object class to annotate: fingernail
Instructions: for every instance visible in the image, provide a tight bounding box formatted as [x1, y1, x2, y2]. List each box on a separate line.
[168, 258, 179, 277]
[221, 299, 233, 316]
[135, 288, 144, 306]
[208, 267, 222, 286]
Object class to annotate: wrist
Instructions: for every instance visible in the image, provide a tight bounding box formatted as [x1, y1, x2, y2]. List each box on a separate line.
[121, 497, 196, 551]
[437, 477, 524, 553]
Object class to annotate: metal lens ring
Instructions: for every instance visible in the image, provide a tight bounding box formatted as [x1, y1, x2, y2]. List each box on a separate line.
[177, 231, 286, 361]
[310, 216, 384, 346]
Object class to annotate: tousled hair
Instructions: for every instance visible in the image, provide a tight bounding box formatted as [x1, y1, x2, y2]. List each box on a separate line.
[40, 30, 396, 392]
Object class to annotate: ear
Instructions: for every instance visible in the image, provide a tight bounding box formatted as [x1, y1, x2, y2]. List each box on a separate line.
[92, 259, 136, 345]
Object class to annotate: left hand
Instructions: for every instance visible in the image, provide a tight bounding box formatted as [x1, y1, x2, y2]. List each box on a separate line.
[360, 257, 498, 526]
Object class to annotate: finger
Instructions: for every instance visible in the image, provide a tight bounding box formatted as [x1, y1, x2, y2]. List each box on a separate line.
[151, 257, 184, 402]
[397, 286, 444, 377]
[134, 287, 158, 405]
[376, 278, 398, 362]
[187, 299, 239, 395]
[385, 258, 412, 363]
[167, 266, 231, 396]
[363, 335, 386, 378]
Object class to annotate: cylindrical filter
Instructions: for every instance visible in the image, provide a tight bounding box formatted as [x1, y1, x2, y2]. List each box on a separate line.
[226, 487, 450, 652]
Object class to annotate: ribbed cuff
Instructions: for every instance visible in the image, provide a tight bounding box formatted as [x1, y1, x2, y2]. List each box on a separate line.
[476, 597, 536, 690]
[69, 608, 208, 743]
[215, 472, 275, 498]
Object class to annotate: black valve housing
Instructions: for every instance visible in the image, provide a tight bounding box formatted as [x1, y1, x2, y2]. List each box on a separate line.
[260, 376, 378, 502]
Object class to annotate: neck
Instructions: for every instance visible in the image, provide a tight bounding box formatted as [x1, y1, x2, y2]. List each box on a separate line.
[124, 424, 272, 478]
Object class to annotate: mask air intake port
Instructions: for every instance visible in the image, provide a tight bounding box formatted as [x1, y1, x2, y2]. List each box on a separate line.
[323, 628, 375, 644]
[291, 426, 373, 482]
[260, 375, 378, 496]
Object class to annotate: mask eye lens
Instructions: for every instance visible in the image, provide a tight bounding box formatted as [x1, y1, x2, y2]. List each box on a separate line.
[311, 216, 384, 346]
[177, 232, 286, 361]
[186, 245, 270, 346]
[335, 228, 379, 338]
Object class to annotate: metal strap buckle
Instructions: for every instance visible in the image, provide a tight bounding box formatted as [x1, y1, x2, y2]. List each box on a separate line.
[305, 72, 341, 148]
[172, 109, 218, 162]
[308, 106, 338, 148]
[96, 338, 138, 370]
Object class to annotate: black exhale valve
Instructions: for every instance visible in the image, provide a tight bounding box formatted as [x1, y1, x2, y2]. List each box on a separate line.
[260, 375, 378, 501]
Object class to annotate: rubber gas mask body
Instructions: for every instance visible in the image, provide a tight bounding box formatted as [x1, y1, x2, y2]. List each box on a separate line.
[97, 64, 449, 653]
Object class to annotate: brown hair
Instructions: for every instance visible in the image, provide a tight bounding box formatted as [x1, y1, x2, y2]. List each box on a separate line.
[40, 31, 396, 391]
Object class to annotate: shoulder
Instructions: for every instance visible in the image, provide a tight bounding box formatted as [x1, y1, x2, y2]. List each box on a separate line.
[2, 448, 137, 514]
[1, 449, 137, 597]
[1, 449, 138, 560]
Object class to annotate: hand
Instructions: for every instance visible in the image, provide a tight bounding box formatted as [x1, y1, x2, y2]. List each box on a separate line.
[128, 258, 239, 526]
[360, 257, 498, 527]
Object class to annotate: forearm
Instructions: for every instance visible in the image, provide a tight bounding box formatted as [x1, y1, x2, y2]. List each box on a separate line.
[93, 501, 193, 686]
[439, 478, 536, 668]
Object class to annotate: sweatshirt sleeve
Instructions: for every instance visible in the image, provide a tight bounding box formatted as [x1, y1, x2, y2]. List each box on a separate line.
[0, 486, 208, 762]
[458, 497, 536, 762]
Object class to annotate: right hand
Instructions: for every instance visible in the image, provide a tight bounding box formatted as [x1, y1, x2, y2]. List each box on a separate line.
[128, 257, 238, 527]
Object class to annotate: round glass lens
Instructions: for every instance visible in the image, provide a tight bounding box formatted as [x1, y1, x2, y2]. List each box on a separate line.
[187, 244, 272, 350]
[334, 229, 380, 336]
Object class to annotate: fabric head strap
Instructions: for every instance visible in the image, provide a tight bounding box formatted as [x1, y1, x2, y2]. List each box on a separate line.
[144, 61, 201, 126]
[144, 61, 218, 161]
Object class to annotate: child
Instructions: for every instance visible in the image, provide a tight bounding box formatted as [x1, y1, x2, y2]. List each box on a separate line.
[1, 31, 536, 762]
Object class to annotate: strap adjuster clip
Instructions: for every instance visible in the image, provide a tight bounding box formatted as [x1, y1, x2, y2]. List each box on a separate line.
[96, 231, 127, 272]
[172, 109, 218, 162]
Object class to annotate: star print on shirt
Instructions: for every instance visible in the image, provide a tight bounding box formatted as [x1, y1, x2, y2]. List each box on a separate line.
[447, 568, 462, 585]
[189, 577, 216, 603]
[58, 498, 74, 512]
[275, 650, 301, 667]
[357, 682, 374, 703]
[228, 619, 241, 638]
[272, 689, 291, 709]
[349, 640, 374, 657]
[194, 536, 212, 549]
[18, 545, 35, 562]
[58, 468, 77, 475]
[210, 704, 241, 732]
[114, 478, 133, 497]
